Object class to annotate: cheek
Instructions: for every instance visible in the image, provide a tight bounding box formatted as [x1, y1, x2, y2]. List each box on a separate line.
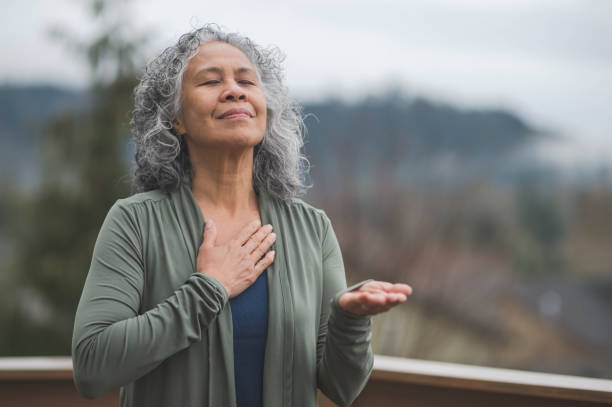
[185, 88, 215, 110]
[256, 96, 267, 127]
[258, 110, 267, 133]
[184, 98, 215, 126]
[253, 88, 266, 112]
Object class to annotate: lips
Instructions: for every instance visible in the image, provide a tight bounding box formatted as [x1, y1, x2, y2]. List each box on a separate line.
[218, 108, 252, 119]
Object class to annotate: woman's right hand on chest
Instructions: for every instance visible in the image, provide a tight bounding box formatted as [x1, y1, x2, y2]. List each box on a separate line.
[196, 219, 276, 298]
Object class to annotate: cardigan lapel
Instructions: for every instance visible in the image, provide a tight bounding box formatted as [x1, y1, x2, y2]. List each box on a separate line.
[173, 180, 236, 407]
[170, 180, 205, 272]
[260, 191, 294, 407]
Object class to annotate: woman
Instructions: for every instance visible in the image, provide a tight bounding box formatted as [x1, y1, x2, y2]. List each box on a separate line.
[72, 24, 412, 407]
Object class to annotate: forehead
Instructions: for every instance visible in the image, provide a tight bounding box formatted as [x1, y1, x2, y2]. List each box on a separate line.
[186, 41, 255, 74]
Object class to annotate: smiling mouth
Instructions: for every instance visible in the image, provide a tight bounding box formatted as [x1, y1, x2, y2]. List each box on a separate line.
[218, 108, 253, 119]
[222, 112, 251, 119]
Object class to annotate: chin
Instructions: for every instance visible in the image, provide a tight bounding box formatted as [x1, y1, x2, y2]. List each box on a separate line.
[222, 131, 264, 149]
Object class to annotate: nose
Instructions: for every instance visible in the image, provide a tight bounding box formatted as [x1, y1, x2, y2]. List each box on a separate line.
[220, 80, 247, 102]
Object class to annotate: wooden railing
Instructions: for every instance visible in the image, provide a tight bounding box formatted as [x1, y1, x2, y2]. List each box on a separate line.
[1, 356, 611, 406]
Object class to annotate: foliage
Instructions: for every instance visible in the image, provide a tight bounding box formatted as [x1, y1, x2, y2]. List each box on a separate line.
[513, 176, 565, 274]
[3, 0, 145, 355]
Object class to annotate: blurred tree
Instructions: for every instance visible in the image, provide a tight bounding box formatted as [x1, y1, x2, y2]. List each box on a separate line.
[3, 0, 147, 355]
[514, 177, 565, 274]
[564, 182, 612, 275]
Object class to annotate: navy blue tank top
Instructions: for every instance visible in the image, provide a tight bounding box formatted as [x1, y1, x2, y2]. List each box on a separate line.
[229, 269, 269, 407]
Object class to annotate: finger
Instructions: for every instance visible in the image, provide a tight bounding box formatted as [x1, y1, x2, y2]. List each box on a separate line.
[250, 232, 276, 262]
[254, 250, 275, 274]
[359, 292, 406, 309]
[361, 281, 393, 292]
[243, 224, 273, 254]
[340, 291, 407, 315]
[361, 281, 412, 296]
[338, 291, 361, 313]
[373, 292, 407, 304]
[341, 292, 385, 310]
[203, 219, 217, 248]
[386, 283, 412, 296]
[363, 292, 388, 305]
[390, 293, 408, 302]
[234, 219, 262, 246]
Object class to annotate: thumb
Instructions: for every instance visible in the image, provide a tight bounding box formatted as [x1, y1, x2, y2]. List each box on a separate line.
[338, 291, 360, 311]
[203, 219, 217, 248]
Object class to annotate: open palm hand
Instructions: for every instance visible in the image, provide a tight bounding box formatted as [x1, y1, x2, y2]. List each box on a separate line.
[338, 281, 412, 316]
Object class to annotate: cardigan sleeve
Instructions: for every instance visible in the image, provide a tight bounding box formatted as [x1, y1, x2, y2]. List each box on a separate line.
[71, 201, 229, 399]
[316, 214, 374, 407]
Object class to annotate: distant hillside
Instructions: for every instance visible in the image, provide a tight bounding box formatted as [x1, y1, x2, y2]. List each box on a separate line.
[0, 84, 540, 188]
[303, 95, 540, 189]
[305, 95, 533, 157]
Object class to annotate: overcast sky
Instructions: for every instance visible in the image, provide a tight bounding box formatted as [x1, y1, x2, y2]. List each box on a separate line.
[3, 0, 612, 165]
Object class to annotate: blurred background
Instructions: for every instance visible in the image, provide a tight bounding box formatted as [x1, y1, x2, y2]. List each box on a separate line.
[1, 0, 611, 380]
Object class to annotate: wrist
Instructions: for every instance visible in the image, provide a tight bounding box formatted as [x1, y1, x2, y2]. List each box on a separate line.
[333, 279, 375, 317]
[197, 272, 230, 301]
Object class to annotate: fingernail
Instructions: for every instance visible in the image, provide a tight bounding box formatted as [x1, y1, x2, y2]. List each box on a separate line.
[270, 250, 275, 256]
[270, 233, 276, 239]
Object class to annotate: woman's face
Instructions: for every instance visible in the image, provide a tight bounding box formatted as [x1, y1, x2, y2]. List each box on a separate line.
[175, 41, 267, 151]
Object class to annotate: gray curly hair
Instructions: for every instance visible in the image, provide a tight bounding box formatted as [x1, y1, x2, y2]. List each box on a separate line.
[130, 24, 310, 200]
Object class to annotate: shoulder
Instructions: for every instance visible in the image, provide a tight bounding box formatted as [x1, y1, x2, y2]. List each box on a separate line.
[285, 197, 327, 216]
[110, 189, 170, 214]
[115, 189, 169, 208]
[276, 196, 329, 220]
[104, 189, 170, 227]
[272, 196, 333, 240]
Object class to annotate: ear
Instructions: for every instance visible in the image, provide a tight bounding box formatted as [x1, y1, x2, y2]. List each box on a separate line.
[172, 118, 186, 136]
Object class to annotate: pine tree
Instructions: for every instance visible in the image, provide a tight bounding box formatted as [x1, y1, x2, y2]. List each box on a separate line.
[5, 0, 148, 355]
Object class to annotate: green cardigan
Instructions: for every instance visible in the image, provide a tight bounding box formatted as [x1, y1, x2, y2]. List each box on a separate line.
[72, 180, 373, 407]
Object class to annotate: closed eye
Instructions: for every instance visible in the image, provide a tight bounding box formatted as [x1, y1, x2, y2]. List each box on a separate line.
[239, 80, 256, 85]
[200, 80, 220, 86]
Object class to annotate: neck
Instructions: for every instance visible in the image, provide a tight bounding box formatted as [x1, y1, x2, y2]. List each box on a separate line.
[188, 145, 257, 217]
